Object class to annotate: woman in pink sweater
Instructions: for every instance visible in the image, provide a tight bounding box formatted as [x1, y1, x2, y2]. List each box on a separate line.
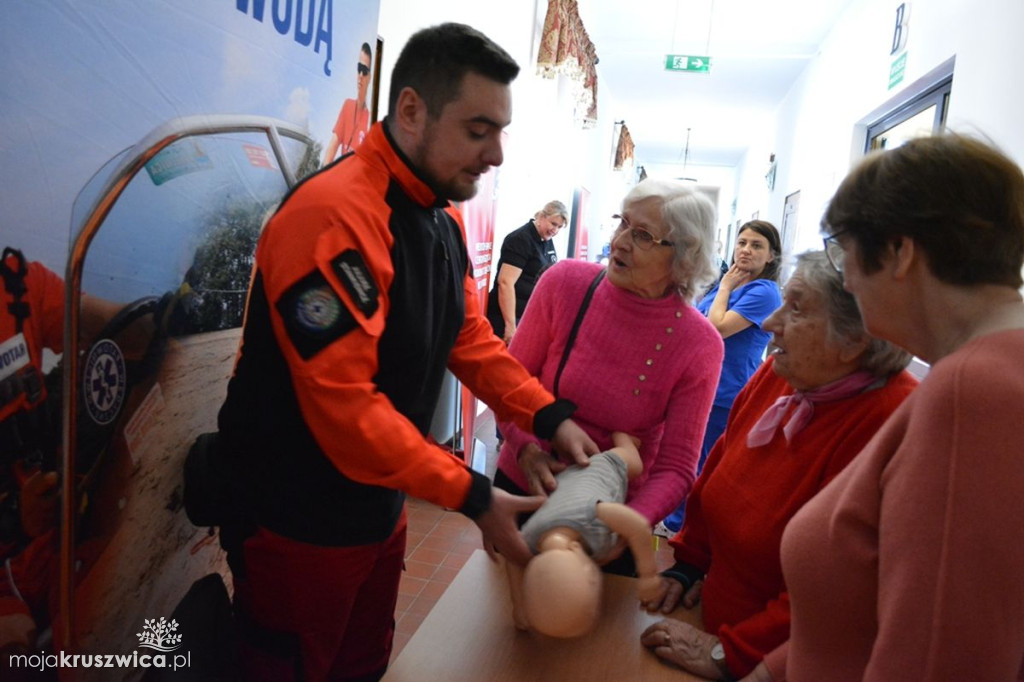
[494, 179, 724, 575]
[756, 135, 1024, 681]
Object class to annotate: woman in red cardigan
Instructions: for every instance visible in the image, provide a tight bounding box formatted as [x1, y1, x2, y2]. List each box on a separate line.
[640, 250, 917, 680]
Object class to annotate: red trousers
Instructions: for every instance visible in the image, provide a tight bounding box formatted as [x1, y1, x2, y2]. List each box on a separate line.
[233, 510, 407, 681]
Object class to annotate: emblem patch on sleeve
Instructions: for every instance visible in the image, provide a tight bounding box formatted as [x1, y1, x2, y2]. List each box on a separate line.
[331, 250, 379, 318]
[276, 269, 357, 360]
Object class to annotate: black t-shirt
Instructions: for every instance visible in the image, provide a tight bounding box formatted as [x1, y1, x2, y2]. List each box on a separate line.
[486, 220, 557, 336]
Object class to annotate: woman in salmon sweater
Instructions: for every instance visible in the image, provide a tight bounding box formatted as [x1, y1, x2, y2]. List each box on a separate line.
[759, 134, 1024, 682]
[640, 251, 916, 680]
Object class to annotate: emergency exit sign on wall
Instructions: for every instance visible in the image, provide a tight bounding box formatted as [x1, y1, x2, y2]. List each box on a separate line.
[665, 54, 711, 73]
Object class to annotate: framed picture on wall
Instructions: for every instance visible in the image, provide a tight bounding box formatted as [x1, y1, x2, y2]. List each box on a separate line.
[780, 190, 801, 280]
[765, 156, 778, 191]
[781, 191, 801, 256]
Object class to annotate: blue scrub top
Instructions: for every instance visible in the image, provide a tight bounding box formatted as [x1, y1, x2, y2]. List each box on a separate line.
[697, 278, 782, 409]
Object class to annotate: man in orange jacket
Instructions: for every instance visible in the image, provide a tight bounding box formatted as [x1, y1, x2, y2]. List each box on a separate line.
[216, 23, 598, 681]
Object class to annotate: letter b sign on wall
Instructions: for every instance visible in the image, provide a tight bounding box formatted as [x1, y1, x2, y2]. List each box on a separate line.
[891, 3, 910, 56]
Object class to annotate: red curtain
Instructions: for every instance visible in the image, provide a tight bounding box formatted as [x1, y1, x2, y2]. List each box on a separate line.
[536, 0, 598, 128]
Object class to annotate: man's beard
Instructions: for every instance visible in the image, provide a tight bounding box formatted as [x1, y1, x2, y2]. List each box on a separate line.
[410, 130, 480, 203]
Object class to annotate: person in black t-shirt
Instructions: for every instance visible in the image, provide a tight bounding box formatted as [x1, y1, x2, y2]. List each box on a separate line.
[486, 200, 567, 345]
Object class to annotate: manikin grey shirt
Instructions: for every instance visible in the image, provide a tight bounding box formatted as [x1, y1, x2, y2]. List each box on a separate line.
[521, 451, 629, 563]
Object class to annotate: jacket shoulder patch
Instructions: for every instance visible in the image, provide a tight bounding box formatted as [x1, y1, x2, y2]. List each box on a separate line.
[331, 250, 380, 318]
[276, 269, 356, 360]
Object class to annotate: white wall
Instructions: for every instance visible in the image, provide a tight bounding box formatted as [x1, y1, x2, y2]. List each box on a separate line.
[377, 0, 1024, 269]
[734, 0, 1024, 260]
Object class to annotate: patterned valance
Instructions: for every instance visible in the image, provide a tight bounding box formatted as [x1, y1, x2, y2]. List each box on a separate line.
[613, 123, 634, 170]
[536, 0, 598, 128]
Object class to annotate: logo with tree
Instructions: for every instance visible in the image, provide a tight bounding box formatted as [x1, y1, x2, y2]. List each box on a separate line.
[136, 617, 183, 652]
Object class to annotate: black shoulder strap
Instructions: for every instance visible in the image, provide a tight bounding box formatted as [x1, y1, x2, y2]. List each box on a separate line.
[1, 247, 30, 333]
[553, 269, 605, 397]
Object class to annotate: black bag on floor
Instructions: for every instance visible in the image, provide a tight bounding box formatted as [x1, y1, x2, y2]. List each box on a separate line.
[142, 573, 239, 681]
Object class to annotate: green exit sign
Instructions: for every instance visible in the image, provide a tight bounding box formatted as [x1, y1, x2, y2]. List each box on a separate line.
[665, 54, 711, 73]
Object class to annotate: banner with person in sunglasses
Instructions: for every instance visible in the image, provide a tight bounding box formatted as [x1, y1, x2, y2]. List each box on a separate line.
[322, 41, 376, 163]
[1, 1, 381, 277]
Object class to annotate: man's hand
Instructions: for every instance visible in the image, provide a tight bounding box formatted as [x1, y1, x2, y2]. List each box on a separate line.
[475, 488, 544, 565]
[20, 471, 59, 538]
[518, 443, 566, 496]
[549, 419, 599, 467]
[501, 324, 516, 345]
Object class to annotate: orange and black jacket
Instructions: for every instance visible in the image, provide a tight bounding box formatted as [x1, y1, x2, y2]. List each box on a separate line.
[218, 122, 572, 546]
[1, 249, 64, 553]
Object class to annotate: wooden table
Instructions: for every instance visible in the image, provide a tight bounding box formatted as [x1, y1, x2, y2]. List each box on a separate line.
[385, 550, 713, 681]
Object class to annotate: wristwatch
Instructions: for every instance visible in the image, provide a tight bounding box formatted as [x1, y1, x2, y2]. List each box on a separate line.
[710, 642, 735, 681]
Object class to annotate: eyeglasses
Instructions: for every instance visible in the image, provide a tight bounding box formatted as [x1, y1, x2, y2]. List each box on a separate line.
[357, 62, 370, 77]
[612, 214, 674, 251]
[822, 229, 849, 273]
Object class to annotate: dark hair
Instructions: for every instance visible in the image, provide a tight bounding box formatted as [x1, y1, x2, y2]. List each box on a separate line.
[388, 23, 520, 118]
[361, 42, 372, 59]
[822, 134, 1024, 288]
[733, 220, 782, 282]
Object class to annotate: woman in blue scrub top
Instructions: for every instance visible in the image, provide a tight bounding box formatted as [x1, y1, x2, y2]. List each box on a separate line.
[660, 221, 782, 534]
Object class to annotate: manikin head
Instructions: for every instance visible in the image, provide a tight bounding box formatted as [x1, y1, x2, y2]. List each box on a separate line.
[521, 530, 602, 638]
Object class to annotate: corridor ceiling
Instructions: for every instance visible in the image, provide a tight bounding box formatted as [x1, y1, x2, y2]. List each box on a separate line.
[578, 0, 859, 169]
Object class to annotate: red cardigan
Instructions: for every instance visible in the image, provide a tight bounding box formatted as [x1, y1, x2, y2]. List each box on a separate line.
[670, 357, 917, 677]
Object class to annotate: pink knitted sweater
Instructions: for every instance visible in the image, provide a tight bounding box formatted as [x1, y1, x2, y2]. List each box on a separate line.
[495, 260, 723, 524]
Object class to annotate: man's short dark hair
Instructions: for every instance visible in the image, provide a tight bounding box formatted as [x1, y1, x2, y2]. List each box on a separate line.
[361, 42, 372, 60]
[823, 134, 1024, 288]
[388, 23, 520, 118]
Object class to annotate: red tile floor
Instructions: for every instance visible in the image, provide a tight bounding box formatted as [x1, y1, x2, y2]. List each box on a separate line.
[391, 410, 677, 659]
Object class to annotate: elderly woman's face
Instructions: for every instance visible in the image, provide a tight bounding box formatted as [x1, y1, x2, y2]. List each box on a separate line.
[606, 197, 675, 299]
[763, 273, 862, 391]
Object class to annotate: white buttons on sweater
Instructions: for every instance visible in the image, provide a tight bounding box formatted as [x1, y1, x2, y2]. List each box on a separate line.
[633, 308, 682, 396]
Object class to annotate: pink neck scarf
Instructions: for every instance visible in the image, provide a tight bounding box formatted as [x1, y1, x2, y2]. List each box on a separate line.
[746, 370, 881, 448]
